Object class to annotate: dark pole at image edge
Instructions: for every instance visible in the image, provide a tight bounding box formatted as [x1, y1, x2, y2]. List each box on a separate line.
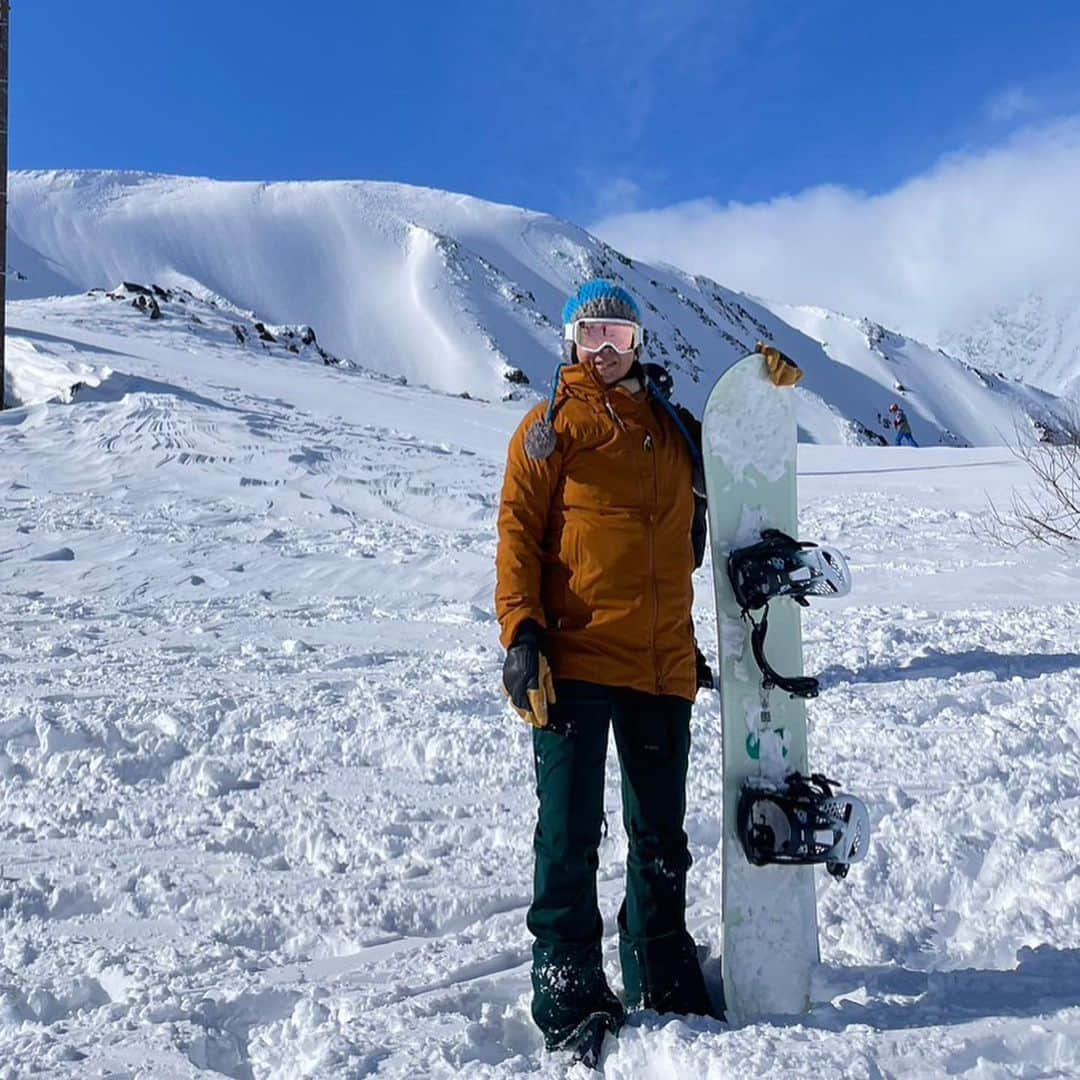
[0, 0, 9, 411]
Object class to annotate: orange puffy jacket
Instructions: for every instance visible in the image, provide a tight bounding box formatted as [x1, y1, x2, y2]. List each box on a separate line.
[495, 362, 698, 701]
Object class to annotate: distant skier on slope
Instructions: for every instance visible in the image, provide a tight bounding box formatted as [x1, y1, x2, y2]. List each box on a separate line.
[889, 402, 918, 446]
[495, 279, 719, 1061]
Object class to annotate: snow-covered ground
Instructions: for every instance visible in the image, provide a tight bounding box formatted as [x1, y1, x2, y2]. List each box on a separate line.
[1, 294, 1079, 1079]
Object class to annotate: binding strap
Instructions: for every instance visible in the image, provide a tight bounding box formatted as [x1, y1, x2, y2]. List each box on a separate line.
[745, 604, 820, 699]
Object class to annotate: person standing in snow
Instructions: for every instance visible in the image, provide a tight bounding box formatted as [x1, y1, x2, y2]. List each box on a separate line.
[889, 402, 918, 446]
[495, 280, 718, 1053]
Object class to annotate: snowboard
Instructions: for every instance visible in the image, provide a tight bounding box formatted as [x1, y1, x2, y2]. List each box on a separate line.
[702, 351, 818, 1019]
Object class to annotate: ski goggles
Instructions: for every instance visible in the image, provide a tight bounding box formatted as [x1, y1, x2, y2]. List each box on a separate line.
[564, 318, 643, 354]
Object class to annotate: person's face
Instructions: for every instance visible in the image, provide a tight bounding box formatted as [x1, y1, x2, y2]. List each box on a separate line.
[581, 344, 636, 385]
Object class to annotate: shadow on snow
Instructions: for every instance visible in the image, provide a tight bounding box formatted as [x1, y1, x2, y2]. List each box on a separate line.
[818, 647, 1080, 688]
[807, 945, 1080, 1033]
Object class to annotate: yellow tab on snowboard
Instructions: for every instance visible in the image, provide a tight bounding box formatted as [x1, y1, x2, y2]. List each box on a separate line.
[756, 342, 803, 387]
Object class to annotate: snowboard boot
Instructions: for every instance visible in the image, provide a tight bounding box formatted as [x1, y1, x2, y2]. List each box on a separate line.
[619, 929, 722, 1020]
[531, 941, 626, 1051]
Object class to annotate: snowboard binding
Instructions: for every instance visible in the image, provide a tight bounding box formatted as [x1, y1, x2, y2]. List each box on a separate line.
[728, 529, 851, 698]
[737, 772, 870, 879]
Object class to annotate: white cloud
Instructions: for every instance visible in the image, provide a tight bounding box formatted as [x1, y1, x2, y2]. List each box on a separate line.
[579, 175, 645, 219]
[591, 118, 1080, 345]
[984, 85, 1039, 124]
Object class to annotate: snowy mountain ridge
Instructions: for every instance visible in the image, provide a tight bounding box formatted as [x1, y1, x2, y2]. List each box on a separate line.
[940, 290, 1080, 399]
[2, 280, 363, 413]
[8, 169, 1072, 446]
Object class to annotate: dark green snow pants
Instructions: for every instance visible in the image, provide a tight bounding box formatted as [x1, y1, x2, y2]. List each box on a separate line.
[527, 679, 713, 1049]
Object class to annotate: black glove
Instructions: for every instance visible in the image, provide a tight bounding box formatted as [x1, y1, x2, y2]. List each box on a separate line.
[695, 647, 715, 691]
[502, 620, 556, 728]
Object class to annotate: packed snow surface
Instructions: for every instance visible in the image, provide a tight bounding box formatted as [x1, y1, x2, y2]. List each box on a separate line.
[1, 293, 1079, 1078]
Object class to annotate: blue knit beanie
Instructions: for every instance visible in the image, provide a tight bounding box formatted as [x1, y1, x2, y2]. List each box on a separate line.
[562, 279, 641, 326]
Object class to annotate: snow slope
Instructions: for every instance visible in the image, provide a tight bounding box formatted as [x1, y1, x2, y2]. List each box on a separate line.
[2, 334, 103, 408]
[9, 169, 1072, 446]
[941, 290, 1080, 400]
[2, 293, 1079, 1077]
[765, 303, 1068, 447]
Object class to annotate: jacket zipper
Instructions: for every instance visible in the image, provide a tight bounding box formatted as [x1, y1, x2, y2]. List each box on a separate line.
[643, 429, 663, 694]
[605, 397, 628, 431]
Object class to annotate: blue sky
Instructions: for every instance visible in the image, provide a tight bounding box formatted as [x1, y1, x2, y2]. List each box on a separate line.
[12, 0, 1080, 224]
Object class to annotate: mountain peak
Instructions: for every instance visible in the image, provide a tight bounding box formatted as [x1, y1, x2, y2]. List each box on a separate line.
[8, 169, 1072, 445]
